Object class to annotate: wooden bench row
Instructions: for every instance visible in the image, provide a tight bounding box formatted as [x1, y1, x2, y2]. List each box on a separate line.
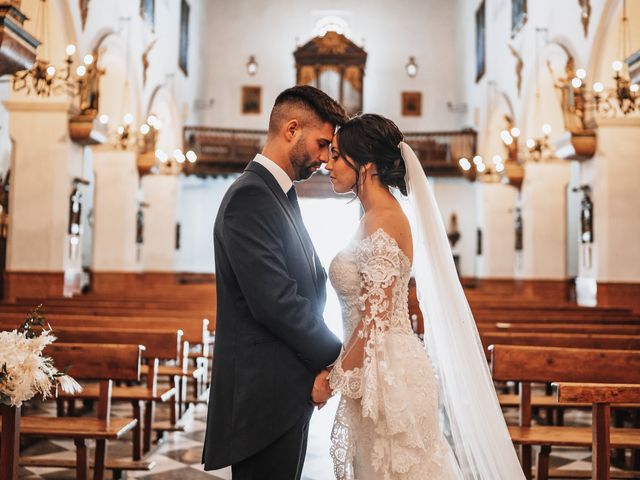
[1, 343, 150, 480]
[490, 345, 640, 480]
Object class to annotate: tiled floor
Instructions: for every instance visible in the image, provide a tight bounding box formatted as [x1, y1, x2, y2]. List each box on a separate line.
[15, 387, 633, 479]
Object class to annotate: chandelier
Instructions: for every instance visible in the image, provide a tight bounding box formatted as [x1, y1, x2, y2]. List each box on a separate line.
[100, 112, 197, 175]
[524, 123, 556, 162]
[99, 112, 170, 156]
[458, 154, 506, 182]
[556, 0, 638, 119]
[592, 61, 639, 116]
[523, 27, 556, 163]
[594, 0, 639, 116]
[152, 147, 198, 175]
[11, 0, 90, 98]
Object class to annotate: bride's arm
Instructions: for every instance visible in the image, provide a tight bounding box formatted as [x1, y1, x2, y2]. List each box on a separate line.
[328, 253, 399, 399]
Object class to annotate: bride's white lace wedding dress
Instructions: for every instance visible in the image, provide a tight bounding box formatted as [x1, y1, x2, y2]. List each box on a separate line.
[328, 227, 462, 480]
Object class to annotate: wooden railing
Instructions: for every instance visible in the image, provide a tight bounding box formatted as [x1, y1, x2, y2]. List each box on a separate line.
[404, 129, 477, 176]
[183, 127, 267, 175]
[183, 126, 477, 177]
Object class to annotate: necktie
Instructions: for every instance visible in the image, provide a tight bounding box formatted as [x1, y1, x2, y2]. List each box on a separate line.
[286, 185, 303, 221]
[286, 186, 317, 276]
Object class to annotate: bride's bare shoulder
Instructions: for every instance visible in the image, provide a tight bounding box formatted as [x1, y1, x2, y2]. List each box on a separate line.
[360, 207, 412, 259]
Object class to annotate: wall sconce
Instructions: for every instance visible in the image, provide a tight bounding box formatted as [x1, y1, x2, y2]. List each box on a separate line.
[405, 56, 418, 77]
[246, 55, 258, 76]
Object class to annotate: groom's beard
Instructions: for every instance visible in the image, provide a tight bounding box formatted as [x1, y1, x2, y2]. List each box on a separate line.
[289, 137, 316, 181]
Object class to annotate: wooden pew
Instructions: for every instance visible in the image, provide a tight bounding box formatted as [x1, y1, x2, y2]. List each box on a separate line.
[556, 383, 640, 480]
[0, 314, 211, 412]
[482, 333, 640, 424]
[481, 332, 640, 356]
[478, 322, 640, 335]
[50, 327, 182, 457]
[7, 343, 149, 480]
[0, 302, 211, 320]
[490, 345, 640, 480]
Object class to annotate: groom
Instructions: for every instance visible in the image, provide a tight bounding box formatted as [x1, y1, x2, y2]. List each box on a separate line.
[202, 85, 346, 479]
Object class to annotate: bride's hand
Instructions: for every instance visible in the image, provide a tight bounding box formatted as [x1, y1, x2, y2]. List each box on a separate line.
[311, 369, 332, 406]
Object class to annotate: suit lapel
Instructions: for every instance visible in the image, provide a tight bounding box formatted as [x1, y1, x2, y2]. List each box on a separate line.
[245, 161, 321, 294]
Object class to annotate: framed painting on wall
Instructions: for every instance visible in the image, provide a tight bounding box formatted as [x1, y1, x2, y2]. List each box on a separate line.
[179, 0, 190, 75]
[511, 0, 527, 37]
[401, 91, 422, 117]
[475, 0, 486, 83]
[242, 86, 261, 114]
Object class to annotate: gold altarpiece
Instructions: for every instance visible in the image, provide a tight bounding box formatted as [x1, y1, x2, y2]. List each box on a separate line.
[294, 31, 367, 115]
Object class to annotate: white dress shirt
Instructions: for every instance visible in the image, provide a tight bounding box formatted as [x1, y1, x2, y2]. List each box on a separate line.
[252, 154, 292, 194]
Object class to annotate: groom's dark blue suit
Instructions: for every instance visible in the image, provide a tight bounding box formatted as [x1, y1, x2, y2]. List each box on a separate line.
[202, 160, 342, 474]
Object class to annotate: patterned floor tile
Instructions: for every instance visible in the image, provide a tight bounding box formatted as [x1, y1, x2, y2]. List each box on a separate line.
[20, 440, 67, 457]
[191, 463, 232, 479]
[180, 428, 206, 442]
[136, 466, 217, 479]
[163, 446, 204, 464]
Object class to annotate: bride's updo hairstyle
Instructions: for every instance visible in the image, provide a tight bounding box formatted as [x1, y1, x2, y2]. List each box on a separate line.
[337, 113, 408, 196]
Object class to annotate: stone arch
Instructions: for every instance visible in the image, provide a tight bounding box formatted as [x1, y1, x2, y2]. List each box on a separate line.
[88, 29, 143, 128]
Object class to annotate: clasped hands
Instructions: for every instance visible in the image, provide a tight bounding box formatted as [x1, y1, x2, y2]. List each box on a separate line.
[311, 368, 333, 410]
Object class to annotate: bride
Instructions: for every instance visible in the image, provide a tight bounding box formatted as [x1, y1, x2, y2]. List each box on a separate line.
[323, 114, 525, 479]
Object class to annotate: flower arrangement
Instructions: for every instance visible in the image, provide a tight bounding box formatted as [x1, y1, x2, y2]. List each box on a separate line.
[0, 305, 82, 408]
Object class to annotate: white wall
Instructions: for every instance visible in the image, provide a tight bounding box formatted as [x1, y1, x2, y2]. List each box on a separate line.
[175, 175, 238, 273]
[202, 0, 462, 131]
[141, 175, 179, 271]
[91, 149, 139, 271]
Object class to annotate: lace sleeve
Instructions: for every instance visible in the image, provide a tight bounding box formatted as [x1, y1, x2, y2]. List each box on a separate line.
[329, 231, 401, 416]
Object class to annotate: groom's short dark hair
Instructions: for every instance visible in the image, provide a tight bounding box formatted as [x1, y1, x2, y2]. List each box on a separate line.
[268, 85, 347, 136]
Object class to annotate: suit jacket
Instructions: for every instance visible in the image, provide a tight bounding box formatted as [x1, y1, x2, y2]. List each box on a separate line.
[202, 161, 342, 470]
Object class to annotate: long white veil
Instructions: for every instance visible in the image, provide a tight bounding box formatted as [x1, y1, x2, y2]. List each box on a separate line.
[399, 141, 524, 479]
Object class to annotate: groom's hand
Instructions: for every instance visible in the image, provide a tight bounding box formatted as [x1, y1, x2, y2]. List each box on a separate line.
[311, 369, 332, 408]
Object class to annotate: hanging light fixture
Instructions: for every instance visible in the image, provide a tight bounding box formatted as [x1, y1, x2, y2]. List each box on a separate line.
[524, 28, 556, 162]
[11, 0, 86, 97]
[246, 55, 258, 76]
[405, 56, 418, 77]
[592, 0, 639, 116]
[151, 146, 197, 175]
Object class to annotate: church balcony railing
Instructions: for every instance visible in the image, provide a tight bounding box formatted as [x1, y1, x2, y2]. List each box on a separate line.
[183, 126, 477, 178]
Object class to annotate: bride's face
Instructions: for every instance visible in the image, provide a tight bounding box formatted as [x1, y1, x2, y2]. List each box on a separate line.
[326, 136, 357, 194]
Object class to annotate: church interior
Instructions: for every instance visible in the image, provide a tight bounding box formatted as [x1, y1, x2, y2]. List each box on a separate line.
[0, 0, 639, 478]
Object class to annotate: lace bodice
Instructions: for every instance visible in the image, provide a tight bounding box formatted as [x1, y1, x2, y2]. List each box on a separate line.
[329, 228, 414, 340]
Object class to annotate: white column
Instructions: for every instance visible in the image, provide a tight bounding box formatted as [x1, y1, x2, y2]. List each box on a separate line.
[91, 147, 139, 271]
[431, 177, 477, 278]
[519, 161, 572, 279]
[4, 99, 84, 297]
[577, 118, 640, 305]
[140, 174, 178, 271]
[474, 182, 518, 278]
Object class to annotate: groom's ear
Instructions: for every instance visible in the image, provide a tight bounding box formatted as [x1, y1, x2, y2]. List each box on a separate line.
[284, 119, 300, 142]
